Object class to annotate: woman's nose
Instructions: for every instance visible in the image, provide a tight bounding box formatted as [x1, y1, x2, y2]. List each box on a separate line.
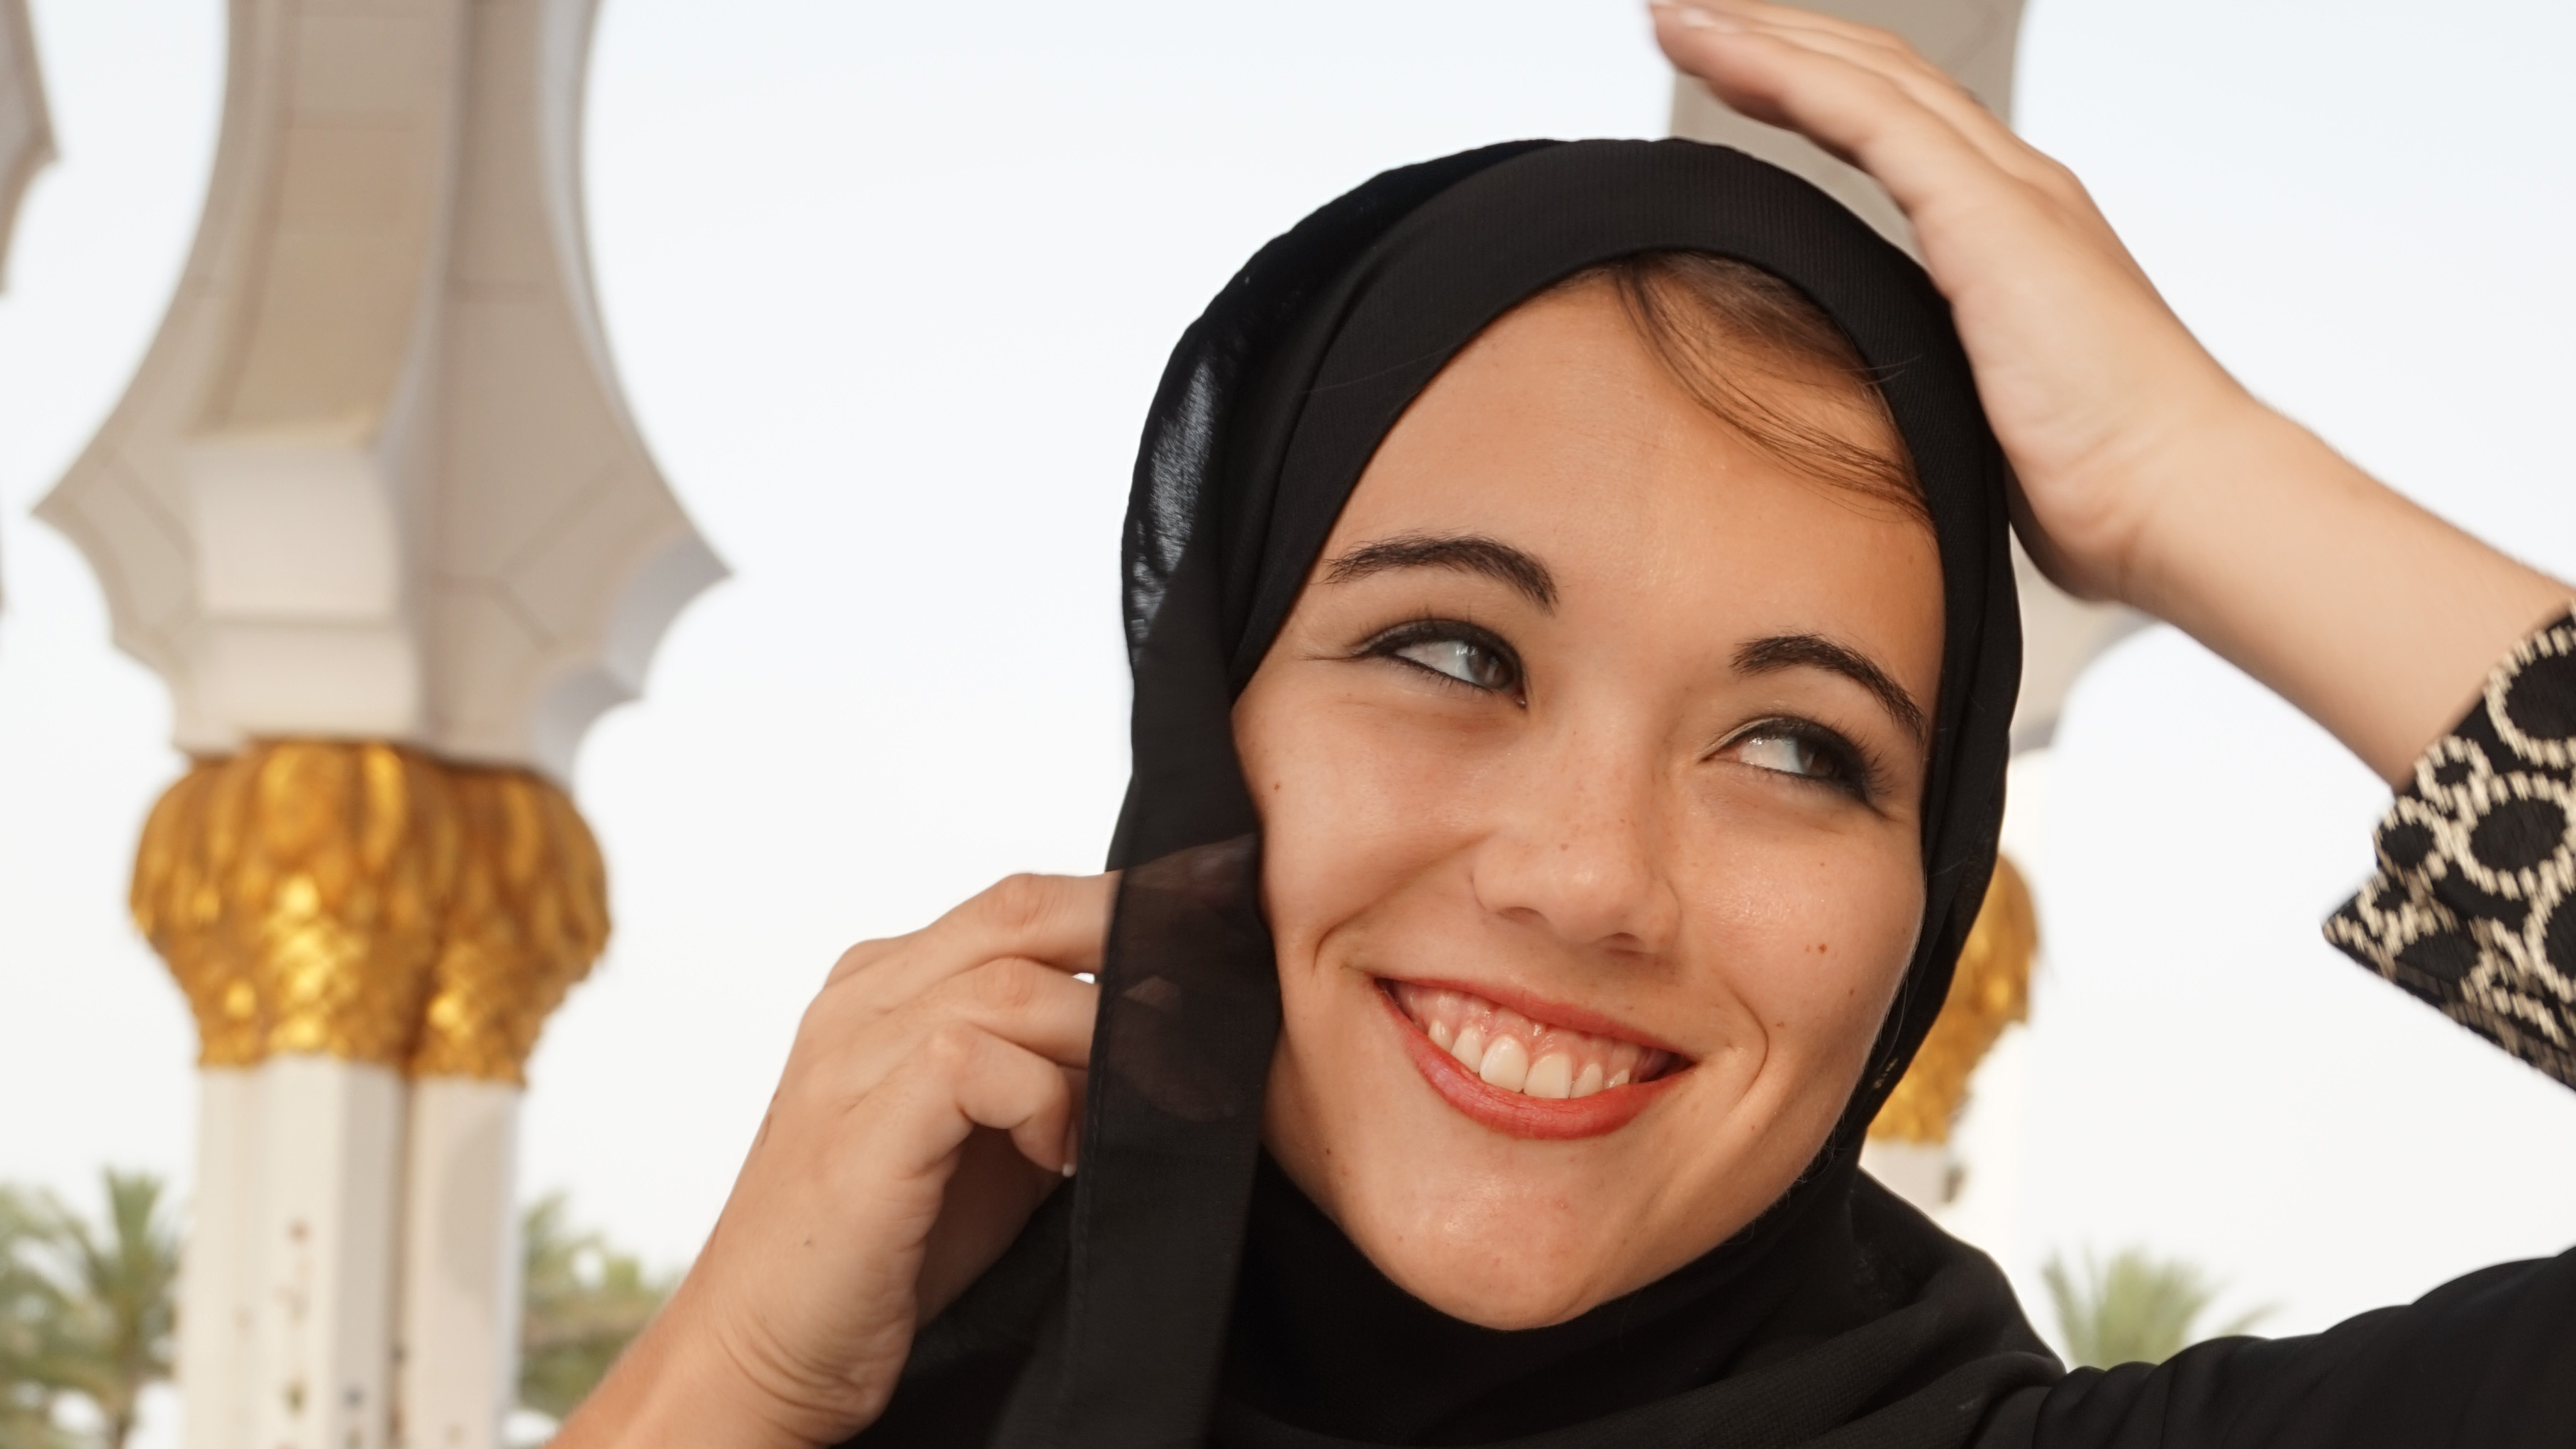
[1468, 726, 1682, 955]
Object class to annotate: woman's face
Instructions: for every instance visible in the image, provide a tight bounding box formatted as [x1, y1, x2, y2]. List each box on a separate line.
[1235, 280, 1945, 1329]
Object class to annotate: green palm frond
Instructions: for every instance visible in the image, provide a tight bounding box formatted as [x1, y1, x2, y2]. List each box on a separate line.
[1, 1186, 77, 1449]
[2042, 1246, 2272, 1370]
[0, 1173, 181, 1449]
[518, 1194, 677, 1421]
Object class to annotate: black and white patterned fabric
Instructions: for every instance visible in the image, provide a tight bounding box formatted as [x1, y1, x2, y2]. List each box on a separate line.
[2327, 609, 2576, 1089]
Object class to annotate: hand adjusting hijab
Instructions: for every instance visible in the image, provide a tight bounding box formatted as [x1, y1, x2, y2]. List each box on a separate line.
[853, 139, 2053, 1449]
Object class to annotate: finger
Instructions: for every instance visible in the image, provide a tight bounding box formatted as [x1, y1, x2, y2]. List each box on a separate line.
[799, 956, 1099, 1105]
[1656, 4, 2140, 272]
[835, 871, 1118, 1011]
[934, 871, 1118, 967]
[1692, 3, 1997, 113]
[1687, 2, 2050, 187]
[1655, 13, 2007, 223]
[868, 1021, 1084, 1181]
[1658, 4, 1981, 174]
[1655, 3, 2143, 293]
[1697, 10, 2138, 268]
[823, 934, 902, 988]
[935, 955, 1101, 1064]
[811, 870, 1114, 1044]
[914, 1123, 1074, 1319]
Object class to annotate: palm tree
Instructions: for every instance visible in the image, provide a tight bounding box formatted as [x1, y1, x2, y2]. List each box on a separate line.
[0, 1187, 75, 1449]
[2042, 1247, 2270, 1369]
[7, 1174, 676, 1443]
[42, 1174, 177, 1449]
[518, 1195, 676, 1421]
[0, 1172, 178, 1449]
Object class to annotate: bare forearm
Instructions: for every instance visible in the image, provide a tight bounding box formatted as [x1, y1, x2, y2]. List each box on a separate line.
[2121, 397, 2567, 784]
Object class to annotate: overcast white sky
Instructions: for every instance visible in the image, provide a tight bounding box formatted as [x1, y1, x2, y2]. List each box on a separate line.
[4, 0, 2573, 1387]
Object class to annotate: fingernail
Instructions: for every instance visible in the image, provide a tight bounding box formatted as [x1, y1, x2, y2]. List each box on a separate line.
[1679, 7, 1747, 30]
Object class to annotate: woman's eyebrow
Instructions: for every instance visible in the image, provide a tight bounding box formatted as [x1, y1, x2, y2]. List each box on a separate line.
[1735, 633, 1929, 745]
[1322, 533, 1558, 610]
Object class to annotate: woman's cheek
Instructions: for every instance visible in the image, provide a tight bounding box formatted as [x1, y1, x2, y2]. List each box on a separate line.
[1680, 808, 1923, 1072]
[1779, 866, 1920, 1077]
[1250, 689, 1502, 940]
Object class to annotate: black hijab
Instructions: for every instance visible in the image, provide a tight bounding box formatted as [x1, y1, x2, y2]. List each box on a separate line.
[855, 138, 2055, 1449]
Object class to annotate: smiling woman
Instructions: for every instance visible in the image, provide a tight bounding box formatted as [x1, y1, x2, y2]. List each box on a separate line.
[1047, 133, 2018, 1448]
[554, 4, 2576, 1448]
[1240, 267, 1945, 1333]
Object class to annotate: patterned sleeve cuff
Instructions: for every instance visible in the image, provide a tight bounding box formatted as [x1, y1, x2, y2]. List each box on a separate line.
[2325, 609, 2576, 1089]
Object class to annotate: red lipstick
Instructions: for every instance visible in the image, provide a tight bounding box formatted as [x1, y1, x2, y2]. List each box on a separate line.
[1376, 983, 1682, 1140]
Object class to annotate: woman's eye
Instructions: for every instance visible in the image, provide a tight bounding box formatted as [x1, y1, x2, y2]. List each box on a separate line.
[1731, 725, 1855, 787]
[1392, 636, 1516, 692]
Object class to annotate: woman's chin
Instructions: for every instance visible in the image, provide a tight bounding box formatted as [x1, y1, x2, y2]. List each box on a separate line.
[1297, 1143, 1697, 1329]
[1266, 1036, 1741, 1330]
[1348, 1211, 1640, 1331]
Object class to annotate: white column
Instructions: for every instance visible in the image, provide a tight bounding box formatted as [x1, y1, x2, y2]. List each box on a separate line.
[180, 1070, 260, 1449]
[47, 0, 714, 1441]
[396, 1080, 524, 1449]
[0, 0, 52, 292]
[1860, 1140, 1958, 1212]
[248, 1057, 409, 1449]
[0, 0, 55, 612]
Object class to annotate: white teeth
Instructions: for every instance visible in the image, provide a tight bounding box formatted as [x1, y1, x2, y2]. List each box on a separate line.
[1449, 1022, 1488, 1073]
[1524, 1051, 1574, 1099]
[1391, 979, 1677, 1101]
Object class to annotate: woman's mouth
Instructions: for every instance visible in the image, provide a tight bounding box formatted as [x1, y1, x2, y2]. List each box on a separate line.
[1379, 979, 1687, 1139]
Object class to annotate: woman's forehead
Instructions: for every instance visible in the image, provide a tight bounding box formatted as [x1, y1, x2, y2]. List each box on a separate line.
[1320, 287, 1943, 683]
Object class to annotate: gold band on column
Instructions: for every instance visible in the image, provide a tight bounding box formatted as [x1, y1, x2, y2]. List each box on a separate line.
[411, 767, 608, 1084]
[131, 741, 609, 1084]
[1869, 855, 2038, 1146]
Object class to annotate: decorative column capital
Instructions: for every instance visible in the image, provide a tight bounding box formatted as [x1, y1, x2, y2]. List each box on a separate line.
[35, 0, 721, 781]
[409, 765, 608, 1082]
[133, 740, 606, 1084]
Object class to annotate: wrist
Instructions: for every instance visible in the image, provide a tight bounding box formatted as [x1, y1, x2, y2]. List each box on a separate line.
[556, 1285, 830, 1449]
[2096, 387, 2302, 624]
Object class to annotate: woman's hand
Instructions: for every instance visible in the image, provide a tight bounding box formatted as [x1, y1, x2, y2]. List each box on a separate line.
[555, 872, 1114, 1449]
[1653, 0, 2568, 780]
[1657, 0, 2234, 604]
